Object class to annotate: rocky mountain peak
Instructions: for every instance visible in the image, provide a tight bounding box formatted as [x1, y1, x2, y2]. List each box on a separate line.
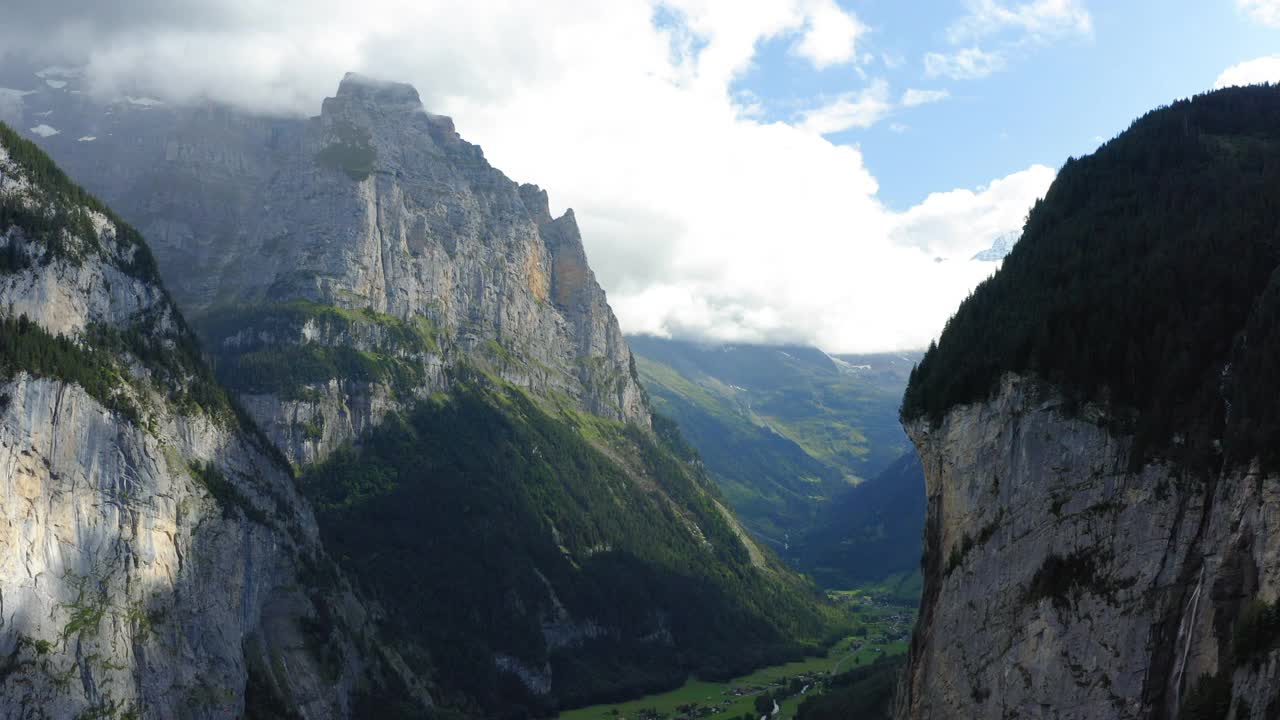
[331, 71, 423, 110]
[519, 183, 554, 224]
[15, 71, 652, 464]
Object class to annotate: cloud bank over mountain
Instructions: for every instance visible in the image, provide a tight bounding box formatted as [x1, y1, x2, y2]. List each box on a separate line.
[0, 0, 1054, 352]
[1216, 55, 1280, 87]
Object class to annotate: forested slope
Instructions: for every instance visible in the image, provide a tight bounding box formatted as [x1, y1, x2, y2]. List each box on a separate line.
[904, 84, 1280, 473]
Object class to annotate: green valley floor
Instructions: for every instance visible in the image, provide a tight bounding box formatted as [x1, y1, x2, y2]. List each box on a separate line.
[559, 588, 914, 720]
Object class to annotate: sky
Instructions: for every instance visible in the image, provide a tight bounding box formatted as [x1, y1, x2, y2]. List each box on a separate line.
[0, 0, 1277, 352]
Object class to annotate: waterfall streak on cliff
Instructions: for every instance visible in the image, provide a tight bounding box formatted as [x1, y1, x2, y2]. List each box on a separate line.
[1170, 564, 1206, 715]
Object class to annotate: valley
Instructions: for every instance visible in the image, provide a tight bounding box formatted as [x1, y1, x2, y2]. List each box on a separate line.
[629, 337, 926, 589]
[560, 585, 915, 720]
[4, 6, 1273, 718]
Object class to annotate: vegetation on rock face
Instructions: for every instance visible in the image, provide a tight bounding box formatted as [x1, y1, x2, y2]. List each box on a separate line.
[300, 371, 838, 717]
[1232, 597, 1280, 667]
[0, 313, 143, 422]
[197, 300, 439, 399]
[902, 85, 1280, 472]
[1179, 672, 1233, 720]
[314, 120, 377, 181]
[215, 343, 420, 397]
[201, 300, 439, 355]
[188, 460, 272, 525]
[1221, 271, 1280, 471]
[0, 122, 161, 283]
[0, 121, 245, 430]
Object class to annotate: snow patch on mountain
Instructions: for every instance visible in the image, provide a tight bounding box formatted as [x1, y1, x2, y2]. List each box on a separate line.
[972, 231, 1019, 261]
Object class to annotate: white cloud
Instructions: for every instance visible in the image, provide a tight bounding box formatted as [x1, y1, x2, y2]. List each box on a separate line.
[925, 47, 1007, 79]
[947, 0, 1093, 44]
[0, 0, 1053, 352]
[796, 85, 950, 137]
[892, 165, 1055, 259]
[798, 79, 893, 134]
[1239, 0, 1280, 26]
[1216, 55, 1280, 87]
[792, 0, 867, 69]
[923, 1, 1090, 82]
[613, 164, 1053, 352]
[901, 88, 951, 107]
[0, 88, 33, 125]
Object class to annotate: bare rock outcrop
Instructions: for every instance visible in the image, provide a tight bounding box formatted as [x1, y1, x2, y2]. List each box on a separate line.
[897, 376, 1280, 719]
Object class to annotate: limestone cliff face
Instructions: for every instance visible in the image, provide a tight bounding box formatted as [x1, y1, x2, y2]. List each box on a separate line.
[0, 132, 427, 718]
[896, 375, 1280, 719]
[18, 72, 648, 465]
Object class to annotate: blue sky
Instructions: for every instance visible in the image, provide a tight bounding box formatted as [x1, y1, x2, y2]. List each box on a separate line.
[737, 1, 1280, 208]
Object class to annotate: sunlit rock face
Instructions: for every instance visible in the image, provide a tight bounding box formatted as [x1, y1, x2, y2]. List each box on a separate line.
[16, 71, 648, 466]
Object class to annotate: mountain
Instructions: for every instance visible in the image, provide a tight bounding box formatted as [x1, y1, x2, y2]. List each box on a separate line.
[302, 381, 838, 715]
[628, 336, 915, 539]
[0, 122, 431, 718]
[789, 452, 926, 589]
[896, 86, 1280, 718]
[5, 70, 645, 467]
[4, 70, 838, 717]
[970, 231, 1018, 262]
[627, 336, 923, 587]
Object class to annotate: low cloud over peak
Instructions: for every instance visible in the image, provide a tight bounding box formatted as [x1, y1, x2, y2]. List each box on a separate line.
[0, 0, 1053, 352]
